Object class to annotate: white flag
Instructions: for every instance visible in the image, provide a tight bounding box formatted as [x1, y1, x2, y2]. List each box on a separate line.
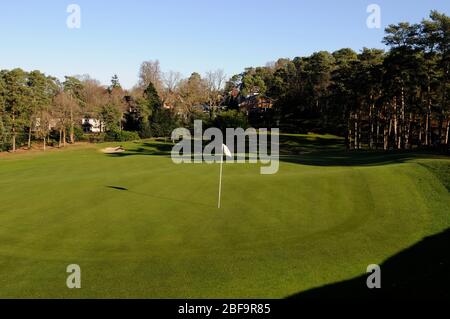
[222, 144, 232, 157]
[218, 144, 232, 209]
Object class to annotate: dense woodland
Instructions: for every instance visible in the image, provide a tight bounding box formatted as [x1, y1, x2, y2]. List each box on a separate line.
[0, 11, 449, 152]
[233, 10, 450, 151]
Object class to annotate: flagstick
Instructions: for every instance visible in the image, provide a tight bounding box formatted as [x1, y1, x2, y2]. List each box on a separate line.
[218, 148, 224, 209]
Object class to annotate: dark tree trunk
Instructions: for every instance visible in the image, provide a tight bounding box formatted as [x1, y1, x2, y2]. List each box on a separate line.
[393, 97, 398, 149]
[369, 103, 374, 149]
[418, 115, 423, 146]
[405, 113, 412, 149]
[376, 117, 380, 150]
[445, 119, 449, 145]
[400, 87, 405, 149]
[70, 107, 75, 144]
[384, 119, 389, 150]
[12, 112, 16, 152]
[354, 112, 359, 150]
[346, 114, 352, 150]
[28, 124, 32, 149]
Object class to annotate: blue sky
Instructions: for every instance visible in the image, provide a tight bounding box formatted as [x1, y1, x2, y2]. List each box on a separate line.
[0, 0, 448, 89]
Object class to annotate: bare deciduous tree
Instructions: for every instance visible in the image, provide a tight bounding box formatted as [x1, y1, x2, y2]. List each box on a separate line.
[53, 91, 77, 147]
[161, 71, 182, 107]
[138, 60, 163, 94]
[177, 73, 208, 117]
[205, 69, 226, 113]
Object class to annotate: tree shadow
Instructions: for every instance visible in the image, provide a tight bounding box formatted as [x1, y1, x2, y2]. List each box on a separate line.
[107, 186, 129, 191]
[105, 185, 215, 208]
[278, 134, 447, 167]
[279, 150, 424, 167]
[107, 141, 173, 158]
[278, 134, 345, 155]
[417, 162, 450, 192]
[288, 228, 450, 300]
[104, 137, 448, 168]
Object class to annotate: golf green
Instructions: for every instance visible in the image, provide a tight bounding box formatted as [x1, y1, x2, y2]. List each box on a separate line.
[0, 136, 449, 298]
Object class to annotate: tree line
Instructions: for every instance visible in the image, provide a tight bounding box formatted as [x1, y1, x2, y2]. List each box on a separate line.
[0, 10, 448, 152]
[225, 11, 449, 150]
[0, 62, 230, 151]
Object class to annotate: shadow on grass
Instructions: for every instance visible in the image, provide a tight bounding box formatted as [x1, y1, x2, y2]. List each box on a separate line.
[288, 228, 450, 300]
[106, 185, 215, 208]
[278, 134, 345, 155]
[107, 186, 129, 191]
[105, 137, 448, 167]
[278, 134, 446, 166]
[280, 150, 423, 167]
[417, 162, 450, 192]
[107, 141, 173, 158]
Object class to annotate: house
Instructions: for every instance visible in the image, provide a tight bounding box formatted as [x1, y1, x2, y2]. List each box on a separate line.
[82, 118, 104, 133]
[239, 94, 274, 113]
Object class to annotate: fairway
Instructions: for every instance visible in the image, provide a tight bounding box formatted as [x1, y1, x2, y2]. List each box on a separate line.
[0, 136, 449, 298]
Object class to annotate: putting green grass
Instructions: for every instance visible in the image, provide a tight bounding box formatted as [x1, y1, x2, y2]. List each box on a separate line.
[0, 135, 449, 298]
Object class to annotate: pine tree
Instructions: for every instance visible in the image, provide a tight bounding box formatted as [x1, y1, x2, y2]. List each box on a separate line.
[3, 68, 29, 151]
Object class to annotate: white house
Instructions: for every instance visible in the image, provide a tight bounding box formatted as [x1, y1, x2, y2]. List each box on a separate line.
[82, 118, 105, 133]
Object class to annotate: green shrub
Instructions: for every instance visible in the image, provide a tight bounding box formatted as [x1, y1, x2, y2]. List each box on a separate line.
[214, 110, 248, 132]
[105, 129, 140, 142]
[73, 126, 85, 141]
[139, 123, 153, 139]
[84, 133, 106, 143]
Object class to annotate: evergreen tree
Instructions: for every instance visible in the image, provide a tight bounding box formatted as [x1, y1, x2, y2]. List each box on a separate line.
[144, 81, 162, 112]
[110, 74, 121, 90]
[3, 68, 29, 151]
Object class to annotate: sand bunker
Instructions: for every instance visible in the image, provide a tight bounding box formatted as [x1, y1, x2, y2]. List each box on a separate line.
[101, 146, 125, 154]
